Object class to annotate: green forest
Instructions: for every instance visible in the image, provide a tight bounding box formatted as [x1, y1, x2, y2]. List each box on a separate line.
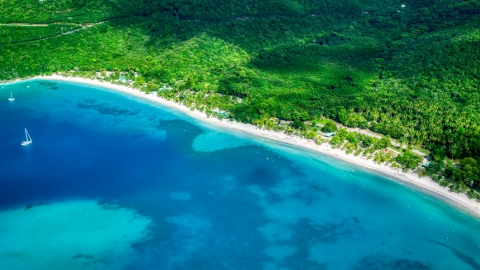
[1, 0, 480, 196]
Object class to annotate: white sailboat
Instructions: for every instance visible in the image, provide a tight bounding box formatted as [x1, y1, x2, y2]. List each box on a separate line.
[8, 92, 14, 101]
[21, 128, 32, 146]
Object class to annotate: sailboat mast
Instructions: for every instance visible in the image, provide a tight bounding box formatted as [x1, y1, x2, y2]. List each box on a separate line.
[25, 129, 31, 142]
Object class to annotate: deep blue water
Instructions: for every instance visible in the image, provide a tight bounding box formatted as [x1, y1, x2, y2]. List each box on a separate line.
[1, 80, 480, 270]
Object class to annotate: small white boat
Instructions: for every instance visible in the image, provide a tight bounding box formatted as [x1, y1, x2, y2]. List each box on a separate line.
[21, 128, 32, 146]
[8, 92, 14, 101]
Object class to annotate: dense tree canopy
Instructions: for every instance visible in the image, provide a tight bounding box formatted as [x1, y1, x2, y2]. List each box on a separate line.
[1, 0, 480, 194]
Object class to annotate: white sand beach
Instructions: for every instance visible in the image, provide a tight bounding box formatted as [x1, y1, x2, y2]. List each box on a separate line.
[34, 74, 480, 218]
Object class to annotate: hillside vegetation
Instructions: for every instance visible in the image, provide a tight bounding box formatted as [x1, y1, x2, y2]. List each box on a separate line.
[1, 0, 480, 194]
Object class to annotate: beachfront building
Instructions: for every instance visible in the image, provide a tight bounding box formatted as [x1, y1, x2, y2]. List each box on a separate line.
[324, 132, 336, 138]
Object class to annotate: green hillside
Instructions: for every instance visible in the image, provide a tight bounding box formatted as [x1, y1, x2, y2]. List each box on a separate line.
[1, 0, 480, 191]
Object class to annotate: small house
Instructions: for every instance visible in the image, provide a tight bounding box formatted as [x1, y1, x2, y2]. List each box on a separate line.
[213, 108, 229, 118]
[118, 76, 127, 83]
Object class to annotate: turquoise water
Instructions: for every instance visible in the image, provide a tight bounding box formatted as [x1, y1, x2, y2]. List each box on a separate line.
[0, 80, 479, 270]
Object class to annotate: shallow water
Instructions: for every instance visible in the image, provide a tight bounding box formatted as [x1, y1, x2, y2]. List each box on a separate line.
[1, 80, 479, 270]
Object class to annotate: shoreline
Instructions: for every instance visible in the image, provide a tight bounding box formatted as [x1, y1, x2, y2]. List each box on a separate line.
[15, 74, 480, 219]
